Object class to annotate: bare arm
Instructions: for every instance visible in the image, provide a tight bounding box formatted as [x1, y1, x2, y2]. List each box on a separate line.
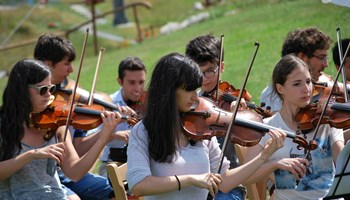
[59, 111, 120, 181]
[73, 129, 129, 157]
[244, 138, 308, 185]
[332, 140, 344, 164]
[0, 143, 65, 180]
[132, 173, 222, 197]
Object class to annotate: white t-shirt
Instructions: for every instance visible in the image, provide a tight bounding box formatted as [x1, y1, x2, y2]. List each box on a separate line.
[259, 112, 344, 200]
[97, 88, 131, 161]
[127, 121, 230, 200]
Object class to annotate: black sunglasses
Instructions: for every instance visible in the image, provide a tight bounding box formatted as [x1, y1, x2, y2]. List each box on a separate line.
[28, 84, 56, 95]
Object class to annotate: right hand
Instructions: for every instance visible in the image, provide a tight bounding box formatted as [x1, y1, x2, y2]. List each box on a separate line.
[33, 142, 66, 164]
[275, 157, 309, 180]
[191, 173, 222, 197]
[112, 130, 130, 143]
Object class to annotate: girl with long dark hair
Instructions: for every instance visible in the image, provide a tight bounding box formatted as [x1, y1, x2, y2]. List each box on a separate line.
[126, 53, 286, 199]
[0, 59, 120, 199]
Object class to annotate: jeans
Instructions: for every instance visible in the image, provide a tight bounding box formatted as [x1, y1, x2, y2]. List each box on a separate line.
[215, 187, 246, 200]
[58, 168, 114, 200]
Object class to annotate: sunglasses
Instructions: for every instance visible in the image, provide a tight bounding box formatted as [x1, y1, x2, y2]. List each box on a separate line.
[28, 84, 56, 95]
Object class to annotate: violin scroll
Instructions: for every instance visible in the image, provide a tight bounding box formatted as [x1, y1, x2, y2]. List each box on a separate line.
[293, 134, 318, 151]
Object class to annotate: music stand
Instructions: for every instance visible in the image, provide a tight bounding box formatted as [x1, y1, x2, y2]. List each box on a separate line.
[324, 141, 350, 200]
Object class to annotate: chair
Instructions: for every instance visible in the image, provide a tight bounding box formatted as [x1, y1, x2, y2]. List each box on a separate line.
[234, 144, 268, 200]
[106, 163, 144, 200]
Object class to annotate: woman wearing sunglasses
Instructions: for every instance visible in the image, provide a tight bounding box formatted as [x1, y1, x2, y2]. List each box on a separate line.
[0, 59, 121, 199]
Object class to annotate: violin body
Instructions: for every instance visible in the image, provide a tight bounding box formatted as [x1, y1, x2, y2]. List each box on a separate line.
[31, 100, 138, 132]
[181, 97, 316, 150]
[128, 91, 147, 119]
[181, 97, 263, 146]
[208, 81, 272, 118]
[295, 97, 350, 131]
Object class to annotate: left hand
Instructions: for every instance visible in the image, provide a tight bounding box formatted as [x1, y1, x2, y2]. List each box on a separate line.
[99, 111, 120, 143]
[261, 129, 286, 159]
[230, 98, 248, 111]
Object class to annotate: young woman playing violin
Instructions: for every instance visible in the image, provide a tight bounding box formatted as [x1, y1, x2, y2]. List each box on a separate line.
[126, 52, 286, 200]
[0, 59, 120, 199]
[246, 54, 344, 200]
[185, 34, 251, 200]
[34, 33, 131, 200]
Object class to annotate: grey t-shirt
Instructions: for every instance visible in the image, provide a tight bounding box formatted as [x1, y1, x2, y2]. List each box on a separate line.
[0, 136, 67, 200]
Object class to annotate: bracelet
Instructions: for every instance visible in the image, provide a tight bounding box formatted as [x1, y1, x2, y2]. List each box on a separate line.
[174, 175, 181, 191]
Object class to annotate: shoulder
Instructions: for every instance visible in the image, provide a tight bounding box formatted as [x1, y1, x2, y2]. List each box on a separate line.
[130, 121, 148, 140]
[110, 89, 125, 104]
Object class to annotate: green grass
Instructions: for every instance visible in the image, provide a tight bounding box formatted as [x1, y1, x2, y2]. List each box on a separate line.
[1, 0, 350, 104]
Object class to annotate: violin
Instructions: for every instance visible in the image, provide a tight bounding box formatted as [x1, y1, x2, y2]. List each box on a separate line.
[209, 81, 272, 118]
[55, 79, 120, 111]
[295, 95, 350, 131]
[31, 100, 139, 133]
[127, 91, 147, 118]
[181, 97, 317, 150]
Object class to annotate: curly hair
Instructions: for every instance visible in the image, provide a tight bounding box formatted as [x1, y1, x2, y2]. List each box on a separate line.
[281, 27, 332, 57]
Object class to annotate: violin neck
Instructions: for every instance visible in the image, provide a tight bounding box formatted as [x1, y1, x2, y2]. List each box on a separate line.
[74, 107, 128, 120]
[93, 98, 119, 110]
[221, 93, 257, 109]
[235, 117, 296, 139]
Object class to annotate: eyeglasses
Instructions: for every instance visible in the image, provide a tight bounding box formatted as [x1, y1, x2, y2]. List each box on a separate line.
[28, 84, 56, 95]
[312, 54, 329, 63]
[202, 66, 219, 78]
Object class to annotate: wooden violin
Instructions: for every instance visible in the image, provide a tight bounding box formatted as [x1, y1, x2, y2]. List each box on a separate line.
[54, 78, 120, 111]
[31, 100, 139, 133]
[181, 97, 317, 150]
[207, 81, 272, 118]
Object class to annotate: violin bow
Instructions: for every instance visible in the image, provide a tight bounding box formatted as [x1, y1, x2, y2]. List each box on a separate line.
[88, 47, 105, 105]
[336, 27, 348, 102]
[302, 42, 350, 161]
[215, 42, 260, 173]
[215, 34, 224, 102]
[63, 28, 89, 142]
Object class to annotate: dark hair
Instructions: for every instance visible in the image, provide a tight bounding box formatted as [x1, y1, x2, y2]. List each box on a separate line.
[34, 34, 76, 65]
[0, 59, 51, 161]
[272, 54, 309, 101]
[118, 56, 146, 80]
[143, 52, 202, 163]
[281, 27, 332, 57]
[185, 34, 222, 66]
[332, 38, 350, 66]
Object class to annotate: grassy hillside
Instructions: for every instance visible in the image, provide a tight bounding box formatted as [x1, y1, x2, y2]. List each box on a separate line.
[1, 0, 350, 104]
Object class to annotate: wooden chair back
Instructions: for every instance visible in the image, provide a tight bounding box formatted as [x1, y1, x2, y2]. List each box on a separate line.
[234, 144, 267, 200]
[106, 163, 144, 200]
